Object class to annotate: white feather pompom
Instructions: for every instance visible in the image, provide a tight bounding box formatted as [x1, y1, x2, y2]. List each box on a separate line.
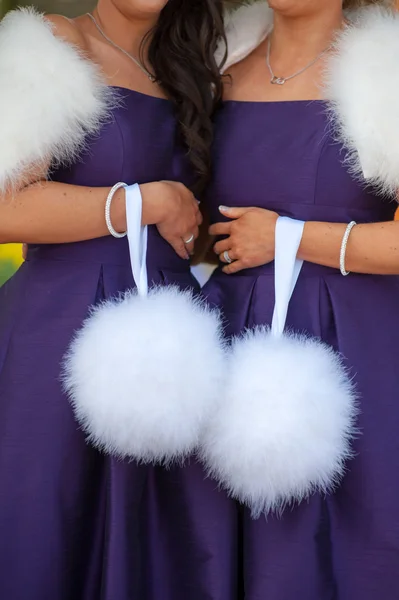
[200, 327, 358, 517]
[63, 286, 225, 463]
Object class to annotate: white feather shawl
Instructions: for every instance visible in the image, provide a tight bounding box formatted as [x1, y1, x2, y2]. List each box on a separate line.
[222, 2, 399, 196]
[0, 8, 113, 194]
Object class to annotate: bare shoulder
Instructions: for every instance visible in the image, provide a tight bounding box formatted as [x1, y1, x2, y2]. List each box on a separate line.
[45, 14, 89, 53]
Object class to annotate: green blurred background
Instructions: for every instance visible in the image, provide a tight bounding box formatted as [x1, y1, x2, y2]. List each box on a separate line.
[0, 0, 95, 285]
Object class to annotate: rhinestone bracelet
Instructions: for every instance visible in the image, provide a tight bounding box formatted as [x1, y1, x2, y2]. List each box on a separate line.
[105, 182, 127, 238]
[340, 221, 357, 276]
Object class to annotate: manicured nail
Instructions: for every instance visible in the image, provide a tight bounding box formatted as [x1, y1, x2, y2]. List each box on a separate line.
[219, 205, 230, 212]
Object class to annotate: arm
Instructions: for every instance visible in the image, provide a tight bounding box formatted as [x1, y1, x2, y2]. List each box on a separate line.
[299, 220, 399, 275]
[210, 206, 399, 275]
[1, 180, 201, 259]
[0, 182, 124, 245]
[0, 180, 174, 245]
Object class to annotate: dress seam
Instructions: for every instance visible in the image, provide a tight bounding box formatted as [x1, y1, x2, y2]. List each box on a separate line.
[312, 129, 331, 205]
[113, 110, 126, 183]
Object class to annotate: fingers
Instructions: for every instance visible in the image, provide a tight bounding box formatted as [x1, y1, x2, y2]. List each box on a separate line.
[209, 221, 232, 237]
[183, 235, 195, 256]
[213, 238, 231, 256]
[222, 260, 246, 275]
[219, 248, 237, 264]
[22, 243, 28, 260]
[155, 182, 203, 260]
[218, 206, 254, 219]
[171, 238, 190, 260]
[183, 224, 200, 255]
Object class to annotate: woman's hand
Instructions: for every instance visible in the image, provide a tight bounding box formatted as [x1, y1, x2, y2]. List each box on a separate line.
[210, 206, 279, 274]
[140, 181, 202, 260]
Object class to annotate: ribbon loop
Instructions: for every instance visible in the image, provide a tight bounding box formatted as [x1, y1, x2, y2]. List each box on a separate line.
[271, 216, 305, 337]
[125, 183, 148, 297]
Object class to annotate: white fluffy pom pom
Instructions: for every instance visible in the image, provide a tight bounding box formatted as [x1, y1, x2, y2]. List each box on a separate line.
[63, 286, 225, 463]
[200, 327, 358, 517]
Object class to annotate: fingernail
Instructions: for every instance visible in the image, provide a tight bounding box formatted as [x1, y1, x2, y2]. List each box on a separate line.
[219, 205, 230, 212]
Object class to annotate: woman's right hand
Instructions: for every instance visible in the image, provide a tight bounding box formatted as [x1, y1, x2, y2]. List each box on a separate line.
[140, 181, 202, 259]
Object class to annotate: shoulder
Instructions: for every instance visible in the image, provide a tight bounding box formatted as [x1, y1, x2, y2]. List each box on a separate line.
[44, 14, 89, 54]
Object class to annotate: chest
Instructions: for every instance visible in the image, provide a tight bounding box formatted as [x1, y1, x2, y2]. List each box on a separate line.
[206, 102, 395, 225]
[52, 92, 192, 189]
[224, 41, 327, 103]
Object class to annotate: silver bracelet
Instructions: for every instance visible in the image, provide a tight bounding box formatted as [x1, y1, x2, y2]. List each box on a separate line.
[105, 182, 127, 238]
[340, 221, 357, 276]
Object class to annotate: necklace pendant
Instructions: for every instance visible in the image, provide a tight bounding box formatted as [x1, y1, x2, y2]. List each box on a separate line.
[271, 75, 286, 86]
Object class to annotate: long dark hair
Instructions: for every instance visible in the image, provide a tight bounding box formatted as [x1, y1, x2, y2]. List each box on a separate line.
[144, 0, 227, 195]
[343, 0, 388, 6]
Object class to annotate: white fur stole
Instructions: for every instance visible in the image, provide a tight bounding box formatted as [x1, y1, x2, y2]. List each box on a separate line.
[0, 8, 113, 194]
[216, 1, 273, 73]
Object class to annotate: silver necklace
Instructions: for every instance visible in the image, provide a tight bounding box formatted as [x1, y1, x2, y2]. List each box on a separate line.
[86, 13, 156, 83]
[266, 37, 331, 86]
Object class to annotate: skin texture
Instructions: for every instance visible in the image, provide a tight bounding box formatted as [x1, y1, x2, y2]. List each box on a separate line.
[211, 0, 399, 275]
[0, 2, 202, 260]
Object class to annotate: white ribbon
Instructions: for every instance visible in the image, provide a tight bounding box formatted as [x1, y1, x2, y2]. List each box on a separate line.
[271, 216, 305, 338]
[125, 183, 148, 297]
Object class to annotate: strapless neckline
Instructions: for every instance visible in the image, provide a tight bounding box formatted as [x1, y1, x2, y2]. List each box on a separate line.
[109, 85, 171, 104]
[221, 98, 326, 107]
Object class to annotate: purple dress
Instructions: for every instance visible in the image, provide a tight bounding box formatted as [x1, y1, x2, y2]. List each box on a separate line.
[0, 89, 200, 600]
[196, 100, 398, 599]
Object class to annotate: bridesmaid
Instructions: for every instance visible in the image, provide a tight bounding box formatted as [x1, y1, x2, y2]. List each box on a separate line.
[0, 1, 225, 598]
[201, 0, 399, 598]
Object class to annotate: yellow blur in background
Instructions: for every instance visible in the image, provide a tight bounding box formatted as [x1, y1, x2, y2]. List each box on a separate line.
[0, 245, 23, 286]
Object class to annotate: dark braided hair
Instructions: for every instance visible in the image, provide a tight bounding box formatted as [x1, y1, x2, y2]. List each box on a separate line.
[343, 0, 391, 7]
[144, 0, 227, 195]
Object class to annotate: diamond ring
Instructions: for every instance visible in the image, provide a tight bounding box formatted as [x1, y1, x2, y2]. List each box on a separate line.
[223, 250, 233, 264]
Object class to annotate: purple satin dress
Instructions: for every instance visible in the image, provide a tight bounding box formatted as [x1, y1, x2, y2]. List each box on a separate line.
[196, 100, 399, 599]
[0, 89, 200, 600]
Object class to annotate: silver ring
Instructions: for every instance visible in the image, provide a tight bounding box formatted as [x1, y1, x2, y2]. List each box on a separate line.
[223, 250, 233, 264]
[184, 234, 194, 245]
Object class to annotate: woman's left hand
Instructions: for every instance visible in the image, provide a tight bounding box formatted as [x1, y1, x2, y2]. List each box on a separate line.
[209, 206, 279, 274]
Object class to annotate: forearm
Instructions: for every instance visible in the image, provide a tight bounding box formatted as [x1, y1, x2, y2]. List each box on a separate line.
[0, 180, 170, 245]
[299, 220, 399, 275]
[0, 181, 126, 244]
